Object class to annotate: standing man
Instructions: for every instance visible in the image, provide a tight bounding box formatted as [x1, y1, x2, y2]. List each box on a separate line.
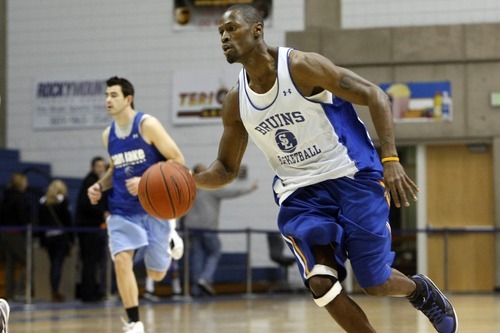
[184, 163, 257, 296]
[194, 4, 457, 333]
[0, 172, 30, 302]
[76, 156, 109, 302]
[88, 76, 185, 333]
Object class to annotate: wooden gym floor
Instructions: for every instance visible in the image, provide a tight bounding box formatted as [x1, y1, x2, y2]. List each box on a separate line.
[7, 292, 499, 332]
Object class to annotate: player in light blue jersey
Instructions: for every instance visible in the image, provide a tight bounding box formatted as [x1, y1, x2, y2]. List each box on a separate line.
[194, 4, 457, 333]
[88, 77, 185, 333]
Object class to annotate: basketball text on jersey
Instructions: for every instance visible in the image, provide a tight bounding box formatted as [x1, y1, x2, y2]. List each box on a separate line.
[254, 111, 305, 135]
[277, 145, 322, 165]
[111, 149, 146, 168]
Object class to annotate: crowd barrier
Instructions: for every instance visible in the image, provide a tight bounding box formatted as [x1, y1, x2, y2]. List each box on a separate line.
[0, 225, 498, 305]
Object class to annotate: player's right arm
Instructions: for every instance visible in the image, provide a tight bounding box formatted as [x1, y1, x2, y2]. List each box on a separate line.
[88, 127, 114, 204]
[194, 85, 248, 189]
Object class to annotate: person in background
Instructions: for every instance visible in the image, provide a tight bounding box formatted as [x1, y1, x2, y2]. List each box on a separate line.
[0, 172, 30, 301]
[76, 156, 109, 302]
[184, 163, 258, 297]
[87, 76, 186, 333]
[38, 179, 74, 302]
[193, 4, 457, 333]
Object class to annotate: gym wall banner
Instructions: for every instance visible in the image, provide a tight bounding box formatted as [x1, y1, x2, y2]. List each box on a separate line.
[173, 0, 272, 31]
[379, 81, 453, 123]
[33, 79, 111, 130]
[171, 67, 239, 125]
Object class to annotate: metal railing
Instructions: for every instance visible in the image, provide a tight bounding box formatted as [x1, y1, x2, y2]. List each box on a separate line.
[0, 225, 498, 305]
[395, 226, 499, 292]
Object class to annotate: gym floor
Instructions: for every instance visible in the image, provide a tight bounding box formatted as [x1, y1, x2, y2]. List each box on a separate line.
[6, 292, 498, 332]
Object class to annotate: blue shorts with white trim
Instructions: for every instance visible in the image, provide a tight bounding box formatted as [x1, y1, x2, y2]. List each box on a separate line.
[276, 176, 394, 288]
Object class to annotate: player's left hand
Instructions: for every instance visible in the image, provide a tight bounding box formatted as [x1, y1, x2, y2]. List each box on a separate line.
[88, 182, 102, 205]
[383, 161, 419, 208]
[125, 177, 141, 196]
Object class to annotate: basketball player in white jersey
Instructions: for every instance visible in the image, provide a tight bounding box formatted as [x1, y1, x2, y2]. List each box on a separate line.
[193, 4, 457, 333]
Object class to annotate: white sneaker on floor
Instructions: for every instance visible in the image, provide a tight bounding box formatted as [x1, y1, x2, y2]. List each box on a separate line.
[121, 318, 145, 333]
[169, 229, 184, 260]
[142, 291, 161, 302]
[0, 299, 10, 333]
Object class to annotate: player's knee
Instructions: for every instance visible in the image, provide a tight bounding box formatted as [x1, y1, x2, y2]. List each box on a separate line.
[306, 265, 342, 307]
[147, 269, 167, 282]
[308, 275, 334, 296]
[113, 252, 133, 273]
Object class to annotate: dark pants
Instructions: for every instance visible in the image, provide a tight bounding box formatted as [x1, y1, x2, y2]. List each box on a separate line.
[44, 235, 70, 294]
[79, 231, 107, 300]
[189, 230, 221, 295]
[1, 233, 27, 300]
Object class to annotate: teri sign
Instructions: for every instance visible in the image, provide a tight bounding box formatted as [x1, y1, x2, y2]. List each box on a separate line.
[171, 67, 240, 125]
[379, 81, 452, 123]
[33, 79, 111, 130]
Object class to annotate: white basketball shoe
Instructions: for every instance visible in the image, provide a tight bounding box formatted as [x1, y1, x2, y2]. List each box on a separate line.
[169, 228, 184, 260]
[121, 318, 145, 333]
[168, 219, 184, 260]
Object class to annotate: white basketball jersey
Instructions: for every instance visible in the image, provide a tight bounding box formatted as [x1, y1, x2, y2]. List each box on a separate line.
[238, 47, 382, 204]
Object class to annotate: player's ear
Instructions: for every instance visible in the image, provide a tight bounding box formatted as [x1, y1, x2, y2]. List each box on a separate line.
[253, 22, 263, 38]
[126, 95, 133, 106]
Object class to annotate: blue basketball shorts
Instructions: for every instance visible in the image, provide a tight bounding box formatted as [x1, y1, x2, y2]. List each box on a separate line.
[276, 176, 394, 288]
[106, 213, 172, 272]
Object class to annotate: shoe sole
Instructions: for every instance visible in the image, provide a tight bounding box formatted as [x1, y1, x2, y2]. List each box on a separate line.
[142, 293, 161, 302]
[198, 281, 216, 296]
[417, 274, 459, 333]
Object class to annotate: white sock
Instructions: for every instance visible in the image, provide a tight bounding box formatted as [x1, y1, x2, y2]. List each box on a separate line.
[146, 277, 155, 293]
[172, 278, 181, 294]
[168, 219, 177, 230]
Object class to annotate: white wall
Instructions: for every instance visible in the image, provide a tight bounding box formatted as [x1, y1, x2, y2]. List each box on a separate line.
[8, 0, 500, 177]
[342, 0, 500, 29]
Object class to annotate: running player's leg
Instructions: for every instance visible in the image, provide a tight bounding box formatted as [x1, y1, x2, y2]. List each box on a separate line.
[308, 245, 376, 333]
[344, 177, 457, 333]
[107, 214, 148, 332]
[361, 263, 458, 333]
[144, 215, 172, 282]
[114, 250, 138, 308]
[277, 182, 376, 332]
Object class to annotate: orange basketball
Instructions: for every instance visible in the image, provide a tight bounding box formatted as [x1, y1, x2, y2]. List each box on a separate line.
[138, 161, 196, 220]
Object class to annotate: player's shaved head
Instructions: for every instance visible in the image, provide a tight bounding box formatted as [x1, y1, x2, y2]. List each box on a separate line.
[225, 4, 263, 27]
